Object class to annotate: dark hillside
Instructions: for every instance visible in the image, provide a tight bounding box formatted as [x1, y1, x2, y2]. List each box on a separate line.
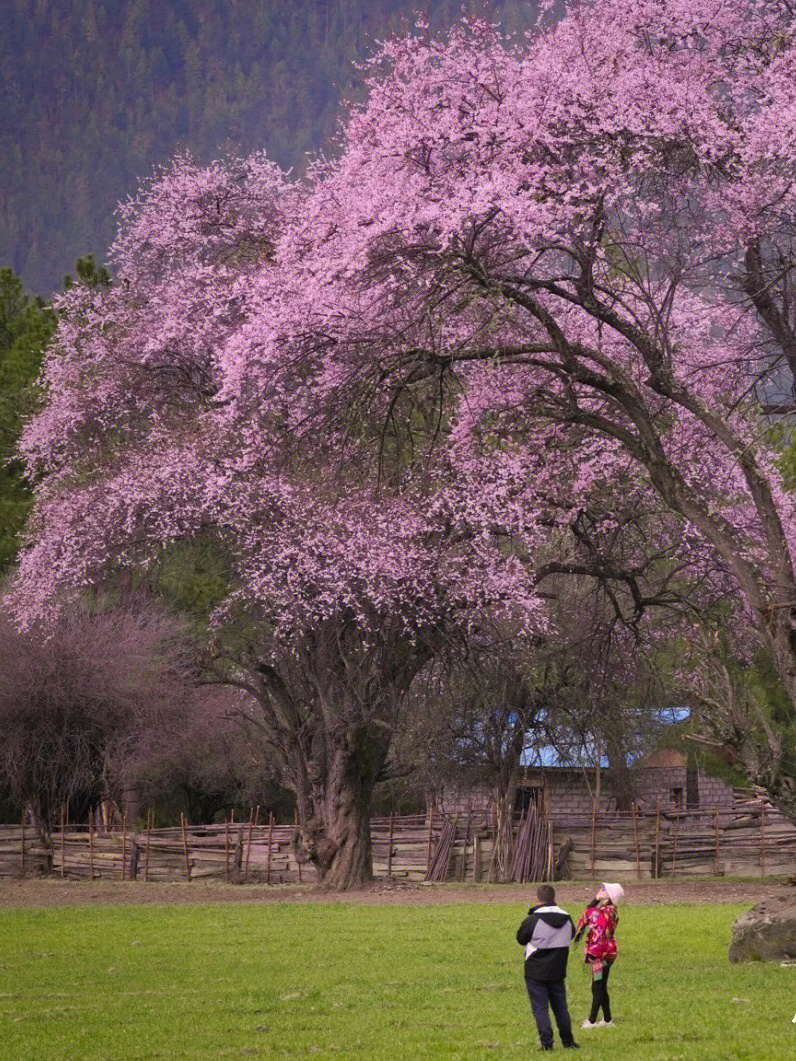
[0, 1, 536, 293]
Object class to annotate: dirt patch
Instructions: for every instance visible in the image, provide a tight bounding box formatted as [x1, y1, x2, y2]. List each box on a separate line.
[0, 875, 792, 909]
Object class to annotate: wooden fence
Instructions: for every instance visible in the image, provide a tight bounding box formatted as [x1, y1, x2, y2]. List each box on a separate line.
[1, 796, 794, 884]
[552, 797, 796, 880]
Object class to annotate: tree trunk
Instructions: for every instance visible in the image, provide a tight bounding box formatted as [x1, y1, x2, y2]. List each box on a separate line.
[300, 723, 391, 890]
[317, 783, 374, 890]
[120, 783, 142, 828]
[696, 659, 796, 827]
[235, 619, 433, 890]
[493, 765, 520, 882]
[765, 774, 796, 826]
[607, 747, 635, 812]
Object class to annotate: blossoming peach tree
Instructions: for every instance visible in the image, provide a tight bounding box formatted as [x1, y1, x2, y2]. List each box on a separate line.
[11, 153, 546, 886]
[13, 0, 796, 881]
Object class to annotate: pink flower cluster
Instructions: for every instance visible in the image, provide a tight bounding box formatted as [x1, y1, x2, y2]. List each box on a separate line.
[14, 1, 796, 672]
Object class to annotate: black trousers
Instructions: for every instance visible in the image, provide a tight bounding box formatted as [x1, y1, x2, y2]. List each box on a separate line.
[525, 977, 575, 1048]
[588, 961, 612, 1023]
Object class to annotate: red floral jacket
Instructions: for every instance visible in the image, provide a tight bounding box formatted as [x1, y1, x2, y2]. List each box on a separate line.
[575, 901, 619, 964]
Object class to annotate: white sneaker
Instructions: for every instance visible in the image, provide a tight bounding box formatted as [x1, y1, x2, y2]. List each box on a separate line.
[597, 1020, 614, 1027]
[580, 1020, 598, 1029]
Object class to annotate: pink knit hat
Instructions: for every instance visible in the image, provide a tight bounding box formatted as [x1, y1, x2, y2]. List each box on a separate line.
[602, 882, 625, 905]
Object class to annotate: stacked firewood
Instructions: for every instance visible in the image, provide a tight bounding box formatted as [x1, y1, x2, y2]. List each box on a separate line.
[424, 817, 458, 882]
[507, 805, 551, 883]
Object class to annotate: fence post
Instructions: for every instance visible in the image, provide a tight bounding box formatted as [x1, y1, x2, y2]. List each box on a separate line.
[234, 826, 244, 882]
[245, 806, 259, 881]
[547, 819, 554, 881]
[121, 812, 128, 881]
[144, 809, 152, 883]
[387, 813, 395, 880]
[760, 802, 766, 877]
[266, 812, 274, 885]
[590, 801, 597, 878]
[293, 808, 302, 884]
[89, 808, 95, 880]
[425, 810, 434, 876]
[671, 811, 678, 878]
[60, 804, 66, 878]
[224, 814, 230, 882]
[713, 806, 720, 875]
[632, 802, 641, 880]
[20, 812, 25, 875]
[653, 799, 661, 878]
[244, 808, 254, 881]
[458, 811, 472, 882]
[180, 813, 191, 881]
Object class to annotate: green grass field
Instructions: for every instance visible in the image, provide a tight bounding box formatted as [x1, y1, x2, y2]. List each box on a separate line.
[0, 900, 793, 1060]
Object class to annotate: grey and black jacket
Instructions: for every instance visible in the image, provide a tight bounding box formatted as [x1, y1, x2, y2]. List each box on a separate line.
[516, 904, 575, 981]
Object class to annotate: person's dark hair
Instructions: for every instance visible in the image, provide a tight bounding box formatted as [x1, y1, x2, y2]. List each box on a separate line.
[536, 884, 555, 905]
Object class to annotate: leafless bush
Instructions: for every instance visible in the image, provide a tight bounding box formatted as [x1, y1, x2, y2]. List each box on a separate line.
[0, 599, 212, 823]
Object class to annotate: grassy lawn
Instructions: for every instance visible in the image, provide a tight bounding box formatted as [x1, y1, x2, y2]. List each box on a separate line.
[0, 900, 793, 1060]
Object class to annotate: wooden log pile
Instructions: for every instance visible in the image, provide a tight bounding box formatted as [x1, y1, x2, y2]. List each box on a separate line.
[507, 804, 550, 882]
[425, 816, 457, 882]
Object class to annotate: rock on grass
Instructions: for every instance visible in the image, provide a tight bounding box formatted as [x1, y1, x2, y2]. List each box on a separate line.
[729, 896, 796, 963]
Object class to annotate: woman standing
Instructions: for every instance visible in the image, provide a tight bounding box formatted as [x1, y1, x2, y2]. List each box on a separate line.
[574, 882, 624, 1029]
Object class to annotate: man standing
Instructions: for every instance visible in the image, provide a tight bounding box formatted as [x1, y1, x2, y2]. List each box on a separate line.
[517, 884, 579, 1051]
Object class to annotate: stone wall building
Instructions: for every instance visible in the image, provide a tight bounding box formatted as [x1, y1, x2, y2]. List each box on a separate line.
[438, 749, 735, 820]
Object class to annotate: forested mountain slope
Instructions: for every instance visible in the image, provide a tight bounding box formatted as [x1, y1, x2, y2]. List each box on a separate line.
[1, 0, 536, 293]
